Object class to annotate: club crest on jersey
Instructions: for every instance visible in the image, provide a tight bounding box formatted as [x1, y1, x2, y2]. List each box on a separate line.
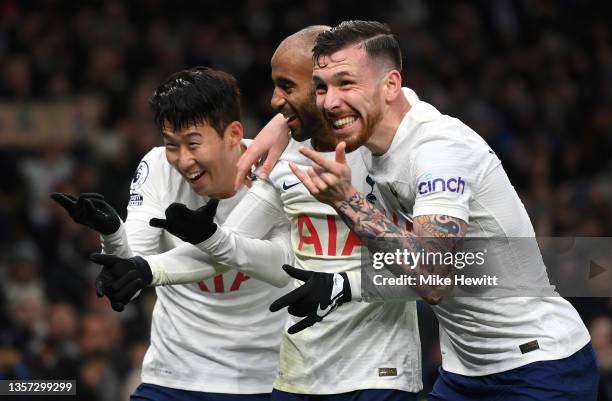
[418, 173, 465, 195]
[131, 161, 149, 191]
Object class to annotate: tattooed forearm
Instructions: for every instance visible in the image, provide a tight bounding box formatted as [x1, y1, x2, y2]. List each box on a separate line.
[336, 191, 468, 304]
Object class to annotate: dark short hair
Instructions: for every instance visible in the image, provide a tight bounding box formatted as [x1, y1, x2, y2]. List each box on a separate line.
[149, 66, 241, 136]
[313, 20, 401, 71]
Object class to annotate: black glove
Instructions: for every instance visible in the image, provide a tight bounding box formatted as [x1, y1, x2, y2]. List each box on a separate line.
[269, 265, 352, 334]
[89, 253, 152, 312]
[51, 192, 121, 235]
[149, 199, 219, 244]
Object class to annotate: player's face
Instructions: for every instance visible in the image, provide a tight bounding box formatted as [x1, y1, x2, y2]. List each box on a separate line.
[270, 48, 325, 142]
[312, 46, 385, 152]
[162, 122, 240, 197]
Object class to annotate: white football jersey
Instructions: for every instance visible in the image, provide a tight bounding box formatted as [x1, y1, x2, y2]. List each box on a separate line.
[102, 146, 288, 393]
[360, 88, 590, 376]
[251, 139, 423, 394]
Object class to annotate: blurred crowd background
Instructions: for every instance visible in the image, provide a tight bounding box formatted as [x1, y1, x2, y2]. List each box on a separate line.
[1, 0, 611, 400]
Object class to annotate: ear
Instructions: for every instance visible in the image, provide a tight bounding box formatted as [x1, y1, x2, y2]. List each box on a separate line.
[224, 121, 244, 148]
[383, 70, 402, 103]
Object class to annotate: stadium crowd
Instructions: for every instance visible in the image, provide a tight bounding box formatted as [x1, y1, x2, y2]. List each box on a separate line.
[0, 0, 611, 399]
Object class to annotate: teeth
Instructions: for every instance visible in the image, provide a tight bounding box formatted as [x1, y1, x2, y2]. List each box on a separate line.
[332, 116, 356, 128]
[187, 171, 205, 180]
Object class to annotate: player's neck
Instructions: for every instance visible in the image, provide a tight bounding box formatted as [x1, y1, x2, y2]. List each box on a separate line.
[366, 95, 411, 156]
[213, 144, 244, 199]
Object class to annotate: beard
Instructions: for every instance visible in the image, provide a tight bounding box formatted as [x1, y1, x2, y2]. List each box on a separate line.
[293, 102, 327, 143]
[342, 102, 383, 153]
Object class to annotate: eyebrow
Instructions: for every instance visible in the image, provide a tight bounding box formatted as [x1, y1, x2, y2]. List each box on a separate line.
[273, 77, 295, 87]
[330, 70, 354, 80]
[312, 70, 354, 85]
[162, 131, 202, 141]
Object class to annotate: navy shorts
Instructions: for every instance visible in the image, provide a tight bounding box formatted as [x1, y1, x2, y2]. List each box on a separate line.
[271, 388, 417, 401]
[429, 342, 599, 401]
[131, 383, 271, 401]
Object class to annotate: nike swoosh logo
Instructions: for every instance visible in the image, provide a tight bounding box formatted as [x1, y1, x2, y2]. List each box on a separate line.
[316, 303, 332, 317]
[283, 181, 302, 190]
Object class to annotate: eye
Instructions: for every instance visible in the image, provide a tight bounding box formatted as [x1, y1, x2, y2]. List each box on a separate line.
[340, 80, 353, 87]
[164, 142, 178, 150]
[188, 142, 200, 149]
[314, 83, 327, 95]
[280, 84, 294, 94]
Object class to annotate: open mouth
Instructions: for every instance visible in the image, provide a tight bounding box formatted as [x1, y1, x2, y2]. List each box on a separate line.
[331, 116, 357, 130]
[186, 170, 206, 182]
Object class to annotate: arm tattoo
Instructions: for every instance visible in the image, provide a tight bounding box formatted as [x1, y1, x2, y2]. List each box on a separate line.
[336, 191, 467, 304]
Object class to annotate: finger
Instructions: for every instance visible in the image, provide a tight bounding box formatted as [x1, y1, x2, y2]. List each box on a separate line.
[113, 277, 143, 302]
[289, 162, 319, 195]
[95, 277, 106, 297]
[84, 199, 99, 217]
[259, 153, 279, 182]
[234, 171, 251, 191]
[149, 218, 169, 229]
[317, 170, 340, 187]
[110, 301, 125, 312]
[89, 253, 120, 266]
[307, 167, 328, 192]
[50, 192, 76, 211]
[235, 149, 260, 191]
[288, 316, 317, 334]
[298, 147, 341, 174]
[288, 304, 310, 317]
[165, 202, 189, 219]
[205, 199, 219, 213]
[74, 195, 88, 213]
[110, 270, 140, 293]
[311, 161, 327, 175]
[335, 142, 347, 165]
[80, 193, 105, 200]
[269, 284, 312, 312]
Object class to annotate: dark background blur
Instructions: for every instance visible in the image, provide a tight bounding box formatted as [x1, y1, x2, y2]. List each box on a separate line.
[1, 0, 611, 400]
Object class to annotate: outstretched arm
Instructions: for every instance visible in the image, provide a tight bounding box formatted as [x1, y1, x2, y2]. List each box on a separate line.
[146, 179, 293, 288]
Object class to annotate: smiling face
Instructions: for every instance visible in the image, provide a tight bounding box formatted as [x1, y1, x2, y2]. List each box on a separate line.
[162, 121, 243, 198]
[270, 42, 326, 142]
[312, 46, 387, 152]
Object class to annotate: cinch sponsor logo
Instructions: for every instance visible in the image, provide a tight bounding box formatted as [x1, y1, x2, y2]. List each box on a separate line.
[418, 175, 465, 195]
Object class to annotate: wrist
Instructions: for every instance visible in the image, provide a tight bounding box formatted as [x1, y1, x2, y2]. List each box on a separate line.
[132, 256, 153, 286]
[333, 186, 360, 209]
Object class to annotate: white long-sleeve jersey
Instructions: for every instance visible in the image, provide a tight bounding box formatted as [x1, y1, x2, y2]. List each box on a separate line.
[179, 139, 422, 394]
[100, 146, 290, 393]
[358, 88, 590, 376]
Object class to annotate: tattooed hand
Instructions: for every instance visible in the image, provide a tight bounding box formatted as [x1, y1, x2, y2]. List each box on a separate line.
[289, 142, 358, 208]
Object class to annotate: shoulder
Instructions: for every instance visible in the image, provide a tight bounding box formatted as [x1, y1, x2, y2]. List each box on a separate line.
[131, 146, 179, 192]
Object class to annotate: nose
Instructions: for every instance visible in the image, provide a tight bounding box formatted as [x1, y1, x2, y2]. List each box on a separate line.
[177, 146, 195, 172]
[270, 87, 285, 111]
[322, 86, 341, 113]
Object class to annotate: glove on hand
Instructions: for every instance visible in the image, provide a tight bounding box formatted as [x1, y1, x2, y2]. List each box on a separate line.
[149, 199, 219, 244]
[89, 253, 152, 312]
[269, 265, 352, 334]
[51, 192, 121, 235]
